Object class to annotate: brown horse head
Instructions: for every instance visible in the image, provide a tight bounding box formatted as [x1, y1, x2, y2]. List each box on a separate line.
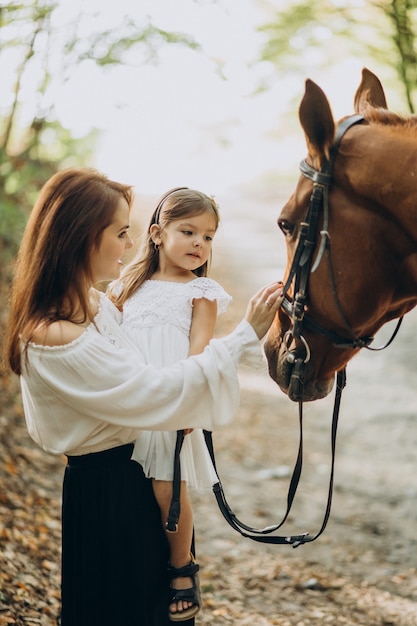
[265, 68, 417, 402]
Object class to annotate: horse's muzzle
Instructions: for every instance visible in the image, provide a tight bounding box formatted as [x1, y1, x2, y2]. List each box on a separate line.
[265, 341, 334, 402]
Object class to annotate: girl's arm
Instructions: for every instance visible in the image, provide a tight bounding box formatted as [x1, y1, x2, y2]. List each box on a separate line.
[185, 298, 217, 434]
[188, 298, 217, 356]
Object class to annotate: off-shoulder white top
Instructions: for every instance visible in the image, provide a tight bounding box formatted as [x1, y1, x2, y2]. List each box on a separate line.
[20, 292, 260, 457]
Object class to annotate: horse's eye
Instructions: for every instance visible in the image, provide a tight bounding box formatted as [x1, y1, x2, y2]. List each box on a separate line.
[278, 219, 293, 236]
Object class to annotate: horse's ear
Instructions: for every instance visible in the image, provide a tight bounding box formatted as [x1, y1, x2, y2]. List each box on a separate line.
[299, 79, 335, 166]
[354, 68, 388, 113]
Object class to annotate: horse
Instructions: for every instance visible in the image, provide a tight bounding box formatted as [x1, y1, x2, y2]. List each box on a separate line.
[264, 68, 417, 403]
[203, 69, 417, 547]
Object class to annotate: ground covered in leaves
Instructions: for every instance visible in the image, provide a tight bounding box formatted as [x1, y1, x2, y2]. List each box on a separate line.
[1, 191, 417, 624]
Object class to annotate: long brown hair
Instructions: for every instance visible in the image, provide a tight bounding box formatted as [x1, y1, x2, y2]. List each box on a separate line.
[4, 167, 133, 375]
[109, 187, 220, 308]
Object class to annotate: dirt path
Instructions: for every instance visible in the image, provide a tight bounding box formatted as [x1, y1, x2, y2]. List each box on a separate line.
[1, 188, 417, 625]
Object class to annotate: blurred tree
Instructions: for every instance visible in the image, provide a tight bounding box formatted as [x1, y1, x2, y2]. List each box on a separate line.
[258, 0, 417, 112]
[386, 0, 417, 111]
[0, 0, 200, 263]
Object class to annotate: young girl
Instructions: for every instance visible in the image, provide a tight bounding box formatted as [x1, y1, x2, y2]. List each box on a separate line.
[109, 187, 230, 621]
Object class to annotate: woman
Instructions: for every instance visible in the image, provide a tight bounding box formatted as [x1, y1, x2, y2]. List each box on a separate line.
[3, 168, 283, 626]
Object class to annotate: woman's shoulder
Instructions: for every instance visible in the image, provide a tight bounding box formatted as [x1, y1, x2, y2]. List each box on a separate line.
[31, 319, 85, 347]
[30, 291, 119, 348]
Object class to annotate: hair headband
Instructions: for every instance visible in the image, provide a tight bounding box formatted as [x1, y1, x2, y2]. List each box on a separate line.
[152, 187, 189, 225]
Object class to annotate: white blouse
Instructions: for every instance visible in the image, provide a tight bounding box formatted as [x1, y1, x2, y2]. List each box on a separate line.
[20, 293, 261, 457]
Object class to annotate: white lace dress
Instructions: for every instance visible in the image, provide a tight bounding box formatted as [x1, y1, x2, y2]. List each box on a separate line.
[122, 277, 232, 490]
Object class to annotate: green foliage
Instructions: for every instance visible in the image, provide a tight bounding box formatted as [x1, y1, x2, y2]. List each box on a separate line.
[0, 124, 99, 281]
[259, 1, 377, 70]
[258, 0, 417, 111]
[382, 0, 417, 111]
[72, 19, 200, 67]
[0, 0, 201, 262]
[261, 2, 341, 65]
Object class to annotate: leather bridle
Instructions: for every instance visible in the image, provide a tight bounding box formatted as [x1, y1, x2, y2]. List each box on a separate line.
[280, 114, 402, 402]
[168, 114, 403, 548]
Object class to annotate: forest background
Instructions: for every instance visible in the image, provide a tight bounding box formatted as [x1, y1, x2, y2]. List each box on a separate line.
[1, 1, 417, 624]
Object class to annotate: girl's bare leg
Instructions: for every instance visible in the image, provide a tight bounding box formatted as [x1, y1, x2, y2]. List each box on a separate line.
[152, 479, 195, 616]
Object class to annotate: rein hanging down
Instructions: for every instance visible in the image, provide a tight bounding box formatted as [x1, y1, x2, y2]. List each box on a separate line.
[168, 115, 403, 548]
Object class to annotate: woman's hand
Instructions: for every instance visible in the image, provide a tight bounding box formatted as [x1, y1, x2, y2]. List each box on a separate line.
[244, 282, 284, 339]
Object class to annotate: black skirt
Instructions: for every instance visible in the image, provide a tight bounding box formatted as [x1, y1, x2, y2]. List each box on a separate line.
[61, 443, 195, 626]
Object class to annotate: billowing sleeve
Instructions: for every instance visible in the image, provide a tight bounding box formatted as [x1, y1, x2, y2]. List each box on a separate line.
[22, 320, 260, 441]
[189, 278, 232, 315]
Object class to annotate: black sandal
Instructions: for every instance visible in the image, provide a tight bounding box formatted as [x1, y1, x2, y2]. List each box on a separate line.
[167, 555, 201, 622]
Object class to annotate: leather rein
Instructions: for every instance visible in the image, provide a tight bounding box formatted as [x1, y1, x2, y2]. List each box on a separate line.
[168, 114, 403, 548]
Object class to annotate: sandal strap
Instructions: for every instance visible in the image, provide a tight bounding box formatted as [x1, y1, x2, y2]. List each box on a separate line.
[169, 586, 199, 604]
[167, 561, 199, 579]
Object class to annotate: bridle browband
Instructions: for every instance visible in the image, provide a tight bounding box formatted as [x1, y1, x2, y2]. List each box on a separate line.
[167, 115, 403, 548]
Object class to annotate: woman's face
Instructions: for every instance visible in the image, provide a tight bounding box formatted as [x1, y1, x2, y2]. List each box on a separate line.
[90, 198, 133, 284]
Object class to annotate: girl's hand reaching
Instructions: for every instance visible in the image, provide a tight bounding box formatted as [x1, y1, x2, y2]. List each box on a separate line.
[244, 282, 284, 339]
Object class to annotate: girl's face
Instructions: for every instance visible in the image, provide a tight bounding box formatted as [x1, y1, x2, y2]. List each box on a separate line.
[90, 198, 134, 284]
[155, 211, 217, 277]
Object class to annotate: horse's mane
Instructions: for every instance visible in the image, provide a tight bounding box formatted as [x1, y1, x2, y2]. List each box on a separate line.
[364, 106, 417, 129]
